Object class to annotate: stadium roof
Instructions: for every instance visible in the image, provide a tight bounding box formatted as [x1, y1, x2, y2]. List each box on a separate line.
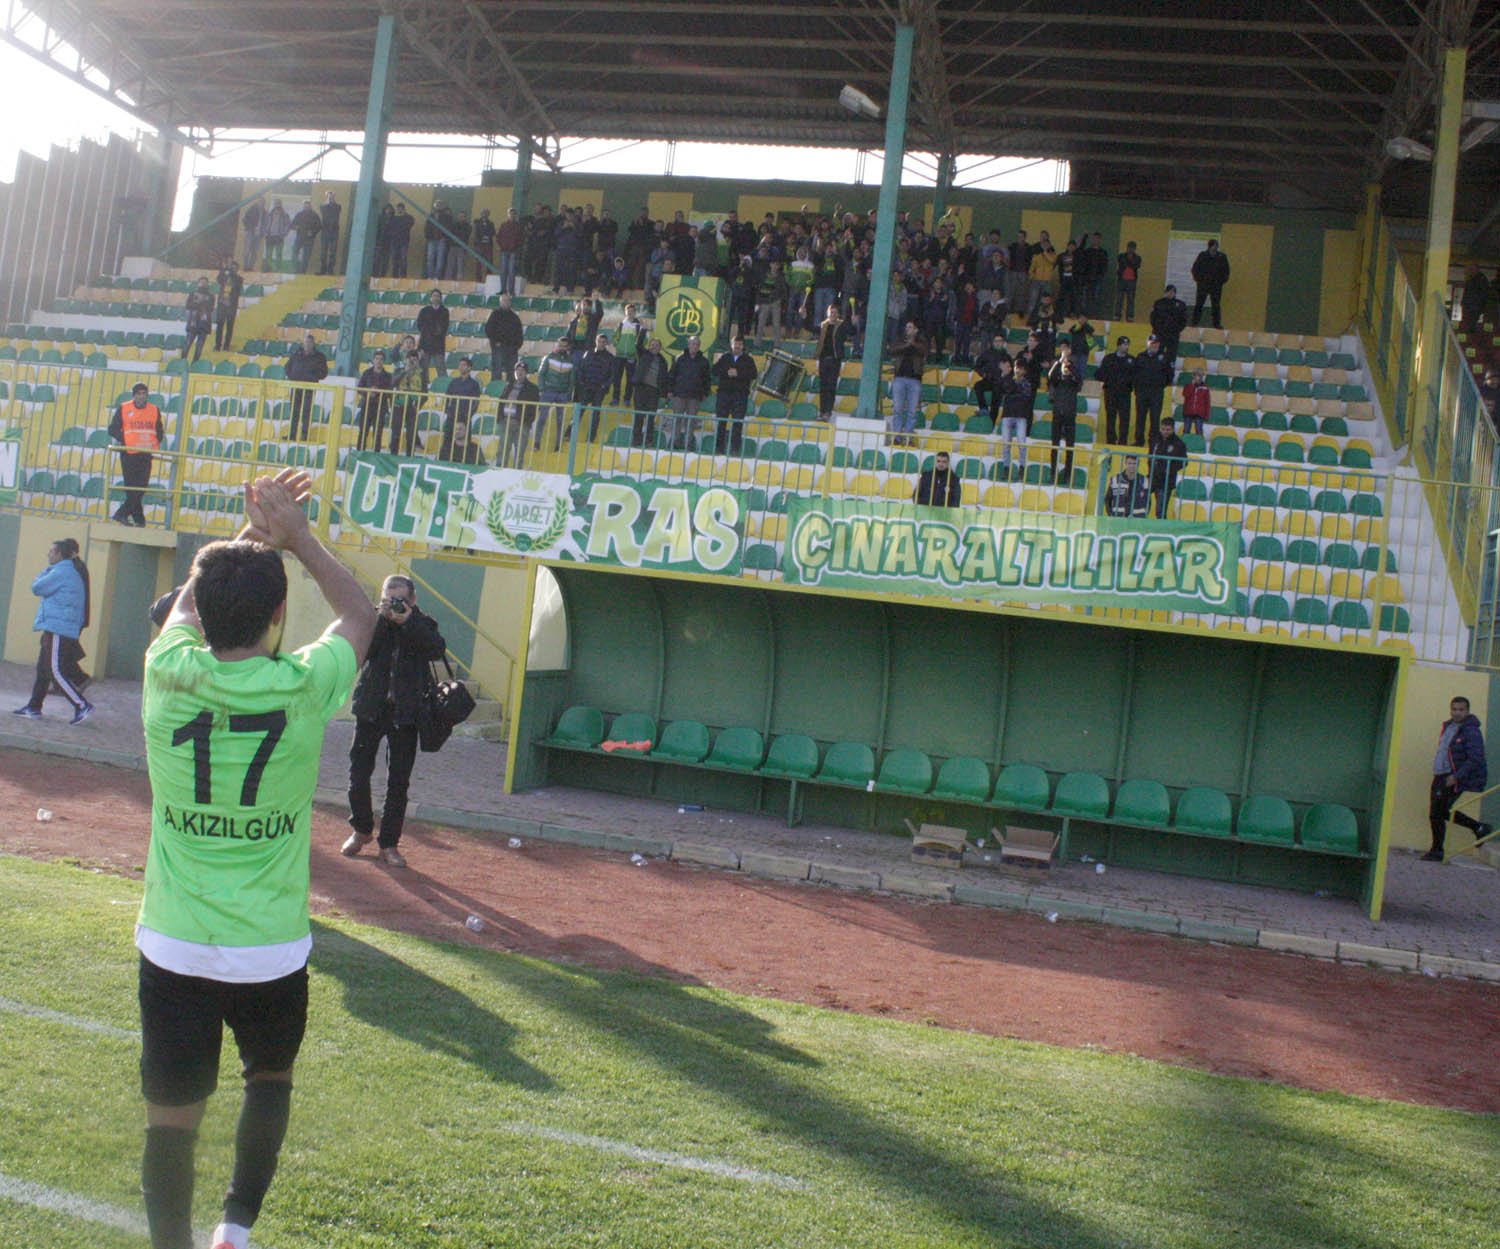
[11, 0, 1500, 218]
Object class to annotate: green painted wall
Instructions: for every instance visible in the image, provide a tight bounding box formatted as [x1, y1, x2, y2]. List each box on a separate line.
[103, 543, 160, 680]
[0, 514, 18, 641]
[1265, 222, 1327, 336]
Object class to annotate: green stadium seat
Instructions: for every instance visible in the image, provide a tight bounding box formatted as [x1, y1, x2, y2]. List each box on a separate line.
[1360, 546, 1396, 573]
[1244, 483, 1276, 508]
[889, 451, 919, 474]
[1379, 605, 1411, 633]
[1329, 353, 1356, 371]
[761, 733, 819, 779]
[1340, 447, 1372, 469]
[992, 763, 1050, 810]
[755, 399, 787, 421]
[1277, 486, 1312, 511]
[1230, 409, 1259, 430]
[1174, 787, 1233, 837]
[1241, 436, 1272, 460]
[1331, 600, 1372, 629]
[605, 712, 656, 753]
[57, 425, 88, 446]
[874, 748, 932, 795]
[931, 756, 991, 803]
[79, 476, 105, 501]
[53, 472, 83, 496]
[86, 428, 112, 448]
[1052, 771, 1110, 819]
[1252, 594, 1291, 622]
[26, 469, 55, 493]
[1289, 412, 1318, 433]
[652, 719, 710, 764]
[1273, 441, 1304, 464]
[1202, 342, 1227, 360]
[928, 410, 960, 432]
[817, 741, 875, 788]
[964, 412, 994, 435]
[1248, 535, 1285, 561]
[1308, 443, 1340, 466]
[1176, 478, 1209, 503]
[856, 448, 888, 471]
[1112, 778, 1170, 825]
[1301, 803, 1360, 853]
[1209, 434, 1239, 457]
[1292, 598, 1330, 626]
[1313, 489, 1347, 513]
[1209, 481, 1243, 505]
[546, 706, 604, 748]
[1257, 378, 1285, 397]
[1237, 795, 1295, 845]
[1287, 543, 1320, 569]
[1320, 416, 1349, 437]
[788, 402, 819, 423]
[1302, 349, 1329, 368]
[706, 726, 764, 771]
[1259, 411, 1288, 432]
[1322, 542, 1360, 569]
[788, 442, 822, 465]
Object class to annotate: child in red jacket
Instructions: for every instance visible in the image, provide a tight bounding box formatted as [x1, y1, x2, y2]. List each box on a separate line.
[1181, 370, 1210, 436]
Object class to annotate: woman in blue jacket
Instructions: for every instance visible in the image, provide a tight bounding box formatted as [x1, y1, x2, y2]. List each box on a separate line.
[14, 537, 93, 724]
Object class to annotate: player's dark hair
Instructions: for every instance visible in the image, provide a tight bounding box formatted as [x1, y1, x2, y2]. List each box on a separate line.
[192, 540, 287, 651]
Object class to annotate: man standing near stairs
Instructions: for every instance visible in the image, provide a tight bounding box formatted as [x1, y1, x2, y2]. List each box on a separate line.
[343, 575, 446, 868]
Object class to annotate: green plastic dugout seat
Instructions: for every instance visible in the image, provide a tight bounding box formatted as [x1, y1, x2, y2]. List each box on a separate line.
[1174, 787, 1233, 837]
[1301, 803, 1360, 854]
[1331, 600, 1372, 630]
[875, 748, 933, 795]
[1112, 779, 1171, 826]
[547, 705, 604, 749]
[742, 544, 779, 571]
[992, 763, 1050, 810]
[931, 756, 992, 804]
[1248, 536, 1285, 561]
[604, 712, 656, 753]
[1292, 598, 1330, 626]
[1237, 794, 1296, 845]
[760, 733, 819, 779]
[817, 741, 876, 788]
[706, 726, 764, 771]
[652, 720, 709, 764]
[1052, 771, 1110, 819]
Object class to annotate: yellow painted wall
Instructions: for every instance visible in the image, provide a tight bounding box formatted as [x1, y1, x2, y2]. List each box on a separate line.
[1020, 208, 1072, 253]
[1118, 215, 1171, 305]
[1389, 663, 1488, 850]
[648, 191, 696, 225]
[1320, 228, 1359, 337]
[5, 515, 95, 662]
[1216, 223, 1274, 331]
[561, 187, 604, 214]
[471, 186, 513, 223]
[738, 195, 818, 225]
[469, 562, 529, 704]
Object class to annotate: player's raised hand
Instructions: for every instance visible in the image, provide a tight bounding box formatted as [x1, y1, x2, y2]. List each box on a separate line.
[246, 471, 313, 550]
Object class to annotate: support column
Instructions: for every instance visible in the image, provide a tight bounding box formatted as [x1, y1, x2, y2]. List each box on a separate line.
[1416, 46, 1466, 413]
[512, 136, 533, 219]
[855, 22, 916, 423]
[931, 150, 954, 231]
[141, 133, 183, 257]
[336, 11, 398, 378]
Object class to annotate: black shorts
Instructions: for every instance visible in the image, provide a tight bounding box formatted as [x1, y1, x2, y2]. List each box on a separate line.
[138, 955, 308, 1106]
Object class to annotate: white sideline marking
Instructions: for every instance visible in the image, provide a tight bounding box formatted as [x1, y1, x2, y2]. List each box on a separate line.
[0, 995, 138, 1040]
[0, 1171, 147, 1236]
[498, 1122, 809, 1190]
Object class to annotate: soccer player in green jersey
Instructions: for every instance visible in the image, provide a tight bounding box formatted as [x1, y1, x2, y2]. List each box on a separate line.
[136, 468, 374, 1249]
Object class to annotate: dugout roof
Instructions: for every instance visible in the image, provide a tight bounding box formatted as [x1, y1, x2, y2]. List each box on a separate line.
[14, 0, 1500, 217]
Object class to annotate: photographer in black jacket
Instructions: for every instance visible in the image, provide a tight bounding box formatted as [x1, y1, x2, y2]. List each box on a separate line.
[343, 575, 446, 869]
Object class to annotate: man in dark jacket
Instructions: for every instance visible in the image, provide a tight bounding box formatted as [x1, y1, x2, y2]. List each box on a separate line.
[1115, 242, 1143, 320]
[213, 261, 243, 351]
[290, 200, 322, 273]
[182, 278, 214, 362]
[1190, 240, 1230, 328]
[416, 288, 450, 385]
[1096, 335, 1135, 445]
[631, 337, 668, 447]
[665, 335, 711, 450]
[356, 349, 394, 451]
[972, 332, 1011, 418]
[1426, 696, 1493, 860]
[1132, 336, 1173, 446]
[343, 575, 447, 868]
[1147, 416, 1188, 517]
[1046, 339, 1083, 487]
[1104, 454, 1150, 518]
[286, 334, 329, 441]
[914, 450, 962, 507]
[318, 191, 342, 274]
[389, 205, 414, 278]
[445, 356, 483, 431]
[711, 334, 759, 454]
[575, 334, 617, 442]
[1079, 231, 1109, 317]
[484, 292, 524, 384]
[1149, 285, 1189, 363]
[471, 207, 495, 281]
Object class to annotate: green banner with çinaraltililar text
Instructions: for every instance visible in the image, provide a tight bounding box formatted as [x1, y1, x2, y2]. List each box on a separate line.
[782, 497, 1241, 612]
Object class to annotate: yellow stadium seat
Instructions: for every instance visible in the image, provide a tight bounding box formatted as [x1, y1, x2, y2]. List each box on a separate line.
[883, 476, 911, 500]
[1319, 515, 1354, 541]
[981, 484, 1016, 508]
[1315, 399, 1345, 420]
[1328, 570, 1363, 599]
[1053, 491, 1085, 516]
[1346, 401, 1374, 422]
[1287, 567, 1330, 596]
[1173, 501, 1209, 523]
[750, 462, 783, 489]
[819, 469, 848, 494]
[655, 452, 688, 477]
[1018, 487, 1050, 512]
[782, 466, 816, 492]
[1321, 367, 1349, 385]
[1245, 507, 1278, 533]
[1365, 573, 1403, 603]
[1211, 503, 1244, 525]
[1353, 517, 1385, 545]
[843, 471, 878, 496]
[1250, 564, 1286, 592]
[1281, 512, 1318, 538]
[751, 514, 787, 542]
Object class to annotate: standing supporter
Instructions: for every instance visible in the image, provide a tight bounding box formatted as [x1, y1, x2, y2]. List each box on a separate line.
[444, 356, 483, 433]
[630, 337, 668, 447]
[1080, 231, 1109, 317]
[995, 356, 1032, 481]
[289, 200, 321, 274]
[13, 536, 93, 724]
[973, 331, 1010, 419]
[1425, 696, 1493, 860]
[498, 361, 540, 462]
[1046, 339, 1083, 487]
[484, 292, 524, 386]
[389, 349, 424, 456]
[665, 335, 712, 451]
[535, 337, 577, 452]
[371, 205, 395, 277]
[1005, 229, 1031, 322]
[1147, 416, 1189, 517]
[1116, 241, 1143, 320]
[624, 207, 656, 288]
[135, 469, 373, 1249]
[814, 304, 852, 421]
[388, 205, 414, 278]
[471, 208, 495, 281]
[1149, 285, 1189, 363]
[711, 334, 758, 454]
[612, 303, 644, 406]
[1181, 370, 1211, 436]
[423, 199, 452, 280]
[241, 199, 265, 270]
[889, 325, 927, 445]
[1132, 336, 1174, 446]
[444, 210, 471, 282]
[109, 382, 164, 526]
[575, 334, 617, 442]
[285, 334, 329, 441]
[1191, 239, 1231, 329]
[1026, 235, 1056, 317]
[182, 278, 214, 363]
[214, 262, 243, 352]
[355, 349, 394, 452]
[496, 207, 524, 293]
[1055, 240, 1079, 317]
[1096, 336, 1136, 445]
[317, 191, 342, 275]
[415, 289, 450, 386]
[952, 279, 979, 365]
[262, 199, 289, 266]
[755, 260, 788, 340]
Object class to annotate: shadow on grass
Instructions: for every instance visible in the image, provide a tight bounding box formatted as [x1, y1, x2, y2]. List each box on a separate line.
[310, 921, 553, 1092]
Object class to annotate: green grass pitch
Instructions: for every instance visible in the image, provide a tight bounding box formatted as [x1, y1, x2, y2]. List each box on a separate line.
[0, 855, 1495, 1248]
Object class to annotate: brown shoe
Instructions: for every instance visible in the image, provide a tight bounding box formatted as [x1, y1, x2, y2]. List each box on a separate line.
[341, 832, 373, 857]
[377, 846, 407, 868]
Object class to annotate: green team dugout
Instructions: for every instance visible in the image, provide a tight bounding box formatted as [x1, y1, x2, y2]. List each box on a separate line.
[511, 565, 1401, 916]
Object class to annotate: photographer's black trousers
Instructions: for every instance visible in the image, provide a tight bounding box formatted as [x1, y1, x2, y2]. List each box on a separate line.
[348, 707, 418, 848]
